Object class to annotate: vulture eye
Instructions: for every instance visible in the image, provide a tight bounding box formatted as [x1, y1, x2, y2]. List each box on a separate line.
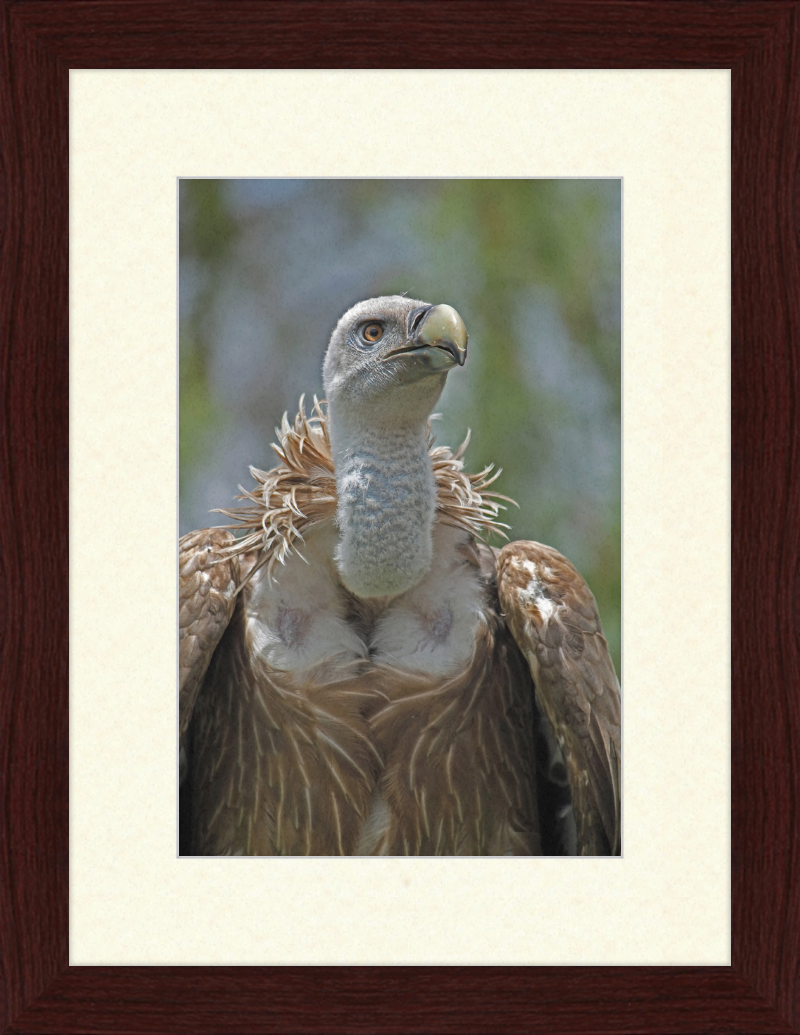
[361, 322, 384, 344]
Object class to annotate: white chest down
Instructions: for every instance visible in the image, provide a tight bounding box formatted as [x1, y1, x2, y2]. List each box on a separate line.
[244, 523, 483, 682]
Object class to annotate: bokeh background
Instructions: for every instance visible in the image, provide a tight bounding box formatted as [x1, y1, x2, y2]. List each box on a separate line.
[179, 179, 621, 672]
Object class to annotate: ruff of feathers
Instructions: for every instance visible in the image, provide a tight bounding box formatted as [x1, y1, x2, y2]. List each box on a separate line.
[214, 397, 513, 581]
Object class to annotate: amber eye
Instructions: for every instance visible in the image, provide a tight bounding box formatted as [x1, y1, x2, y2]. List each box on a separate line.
[361, 322, 384, 344]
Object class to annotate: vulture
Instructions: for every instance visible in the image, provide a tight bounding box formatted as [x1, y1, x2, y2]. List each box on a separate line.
[179, 296, 621, 856]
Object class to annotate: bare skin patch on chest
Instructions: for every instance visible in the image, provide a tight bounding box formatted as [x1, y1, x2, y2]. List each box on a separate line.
[275, 606, 311, 650]
[419, 604, 453, 646]
[244, 528, 368, 675]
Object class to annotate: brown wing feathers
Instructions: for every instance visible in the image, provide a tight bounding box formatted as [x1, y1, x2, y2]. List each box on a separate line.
[497, 541, 621, 855]
[179, 528, 243, 745]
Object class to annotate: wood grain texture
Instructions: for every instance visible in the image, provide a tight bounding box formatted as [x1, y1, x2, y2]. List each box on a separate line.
[1, 0, 797, 1031]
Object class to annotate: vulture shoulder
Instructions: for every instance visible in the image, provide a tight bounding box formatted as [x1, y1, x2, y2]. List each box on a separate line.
[496, 541, 621, 855]
[178, 528, 254, 745]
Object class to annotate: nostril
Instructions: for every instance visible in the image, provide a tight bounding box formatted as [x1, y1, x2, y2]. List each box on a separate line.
[408, 305, 432, 336]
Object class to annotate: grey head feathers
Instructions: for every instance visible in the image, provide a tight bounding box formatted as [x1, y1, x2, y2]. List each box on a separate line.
[322, 295, 466, 430]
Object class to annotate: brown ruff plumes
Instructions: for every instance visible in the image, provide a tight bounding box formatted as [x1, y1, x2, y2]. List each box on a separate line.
[213, 397, 513, 580]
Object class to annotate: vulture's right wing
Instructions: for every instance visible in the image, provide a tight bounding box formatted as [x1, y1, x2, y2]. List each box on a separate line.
[179, 528, 250, 744]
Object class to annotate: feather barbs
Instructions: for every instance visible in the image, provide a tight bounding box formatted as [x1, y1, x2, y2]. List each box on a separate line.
[213, 396, 513, 582]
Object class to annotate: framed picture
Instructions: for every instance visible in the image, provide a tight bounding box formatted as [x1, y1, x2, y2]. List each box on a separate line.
[3, 3, 796, 1031]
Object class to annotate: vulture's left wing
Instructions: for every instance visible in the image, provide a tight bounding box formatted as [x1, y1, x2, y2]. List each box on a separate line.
[497, 541, 621, 855]
[179, 528, 253, 746]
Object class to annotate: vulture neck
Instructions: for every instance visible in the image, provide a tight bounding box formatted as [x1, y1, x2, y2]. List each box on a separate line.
[327, 406, 437, 600]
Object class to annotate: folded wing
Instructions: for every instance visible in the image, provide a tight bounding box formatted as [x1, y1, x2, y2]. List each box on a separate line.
[179, 528, 245, 745]
[496, 541, 621, 855]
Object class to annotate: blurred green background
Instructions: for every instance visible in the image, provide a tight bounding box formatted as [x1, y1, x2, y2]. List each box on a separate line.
[179, 179, 621, 673]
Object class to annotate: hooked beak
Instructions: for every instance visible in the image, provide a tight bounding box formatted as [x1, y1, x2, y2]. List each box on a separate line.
[386, 304, 468, 370]
[413, 304, 468, 366]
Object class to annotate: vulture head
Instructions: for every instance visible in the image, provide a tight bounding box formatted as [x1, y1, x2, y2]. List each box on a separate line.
[322, 295, 468, 600]
[322, 295, 467, 429]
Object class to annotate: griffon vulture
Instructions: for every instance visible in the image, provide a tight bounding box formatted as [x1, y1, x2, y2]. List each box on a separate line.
[179, 296, 621, 856]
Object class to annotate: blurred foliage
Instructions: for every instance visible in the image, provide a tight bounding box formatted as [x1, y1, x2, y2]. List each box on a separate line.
[180, 179, 621, 673]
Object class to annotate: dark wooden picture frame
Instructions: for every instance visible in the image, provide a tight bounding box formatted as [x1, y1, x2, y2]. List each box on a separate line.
[2, 2, 798, 1032]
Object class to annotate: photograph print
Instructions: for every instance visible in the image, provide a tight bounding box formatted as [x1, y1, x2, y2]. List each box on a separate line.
[178, 179, 621, 856]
